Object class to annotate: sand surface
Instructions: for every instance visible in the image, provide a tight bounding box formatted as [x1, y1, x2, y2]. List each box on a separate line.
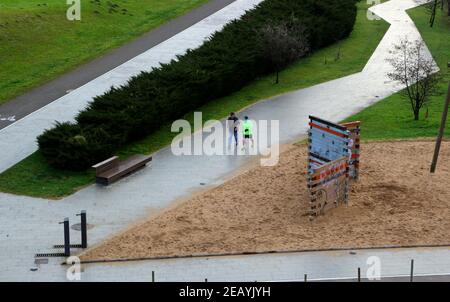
[82, 140, 450, 261]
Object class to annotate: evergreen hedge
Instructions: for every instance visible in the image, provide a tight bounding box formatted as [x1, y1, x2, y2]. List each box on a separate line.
[38, 0, 358, 170]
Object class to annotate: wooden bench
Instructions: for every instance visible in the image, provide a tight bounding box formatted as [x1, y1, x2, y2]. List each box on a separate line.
[92, 154, 152, 186]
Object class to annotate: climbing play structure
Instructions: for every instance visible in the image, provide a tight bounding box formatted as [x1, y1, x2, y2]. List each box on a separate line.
[307, 116, 361, 219]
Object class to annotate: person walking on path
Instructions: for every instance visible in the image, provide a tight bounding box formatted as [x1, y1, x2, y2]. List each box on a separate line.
[227, 112, 240, 149]
[242, 116, 254, 150]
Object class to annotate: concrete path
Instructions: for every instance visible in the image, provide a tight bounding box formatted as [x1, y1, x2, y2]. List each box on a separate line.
[0, 0, 236, 130]
[10, 246, 450, 282]
[0, 0, 263, 174]
[0, 0, 441, 281]
[78, 246, 450, 282]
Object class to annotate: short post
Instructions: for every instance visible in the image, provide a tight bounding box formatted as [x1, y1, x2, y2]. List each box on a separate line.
[357, 267, 361, 282]
[431, 82, 450, 173]
[205, 278, 208, 282]
[152, 271, 155, 282]
[410, 259, 414, 282]
[59, 218, 70, 257]
[304, 274, 307, 282]
[76, 210, 88, 248]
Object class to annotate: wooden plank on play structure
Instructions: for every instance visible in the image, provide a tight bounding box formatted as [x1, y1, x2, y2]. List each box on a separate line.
[340, 121, 361, 180]
[308, 156, 349, 219]
[308, 116, 350, 173]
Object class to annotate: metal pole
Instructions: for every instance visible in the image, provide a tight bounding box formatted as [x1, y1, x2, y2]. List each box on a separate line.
[410, 259, 414, 282]
[152, 271, 155, 282]
[59, 218, 70, 257]
[357, 267, 361, 282]
[431, 82, 450, 173]
[76, 210, 87, 248]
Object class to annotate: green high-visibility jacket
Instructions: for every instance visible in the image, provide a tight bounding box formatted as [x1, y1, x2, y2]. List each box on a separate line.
[242, 120, 253, 136]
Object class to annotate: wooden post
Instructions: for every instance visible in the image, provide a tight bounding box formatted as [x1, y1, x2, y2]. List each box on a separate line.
[357, 267, 361, 282]
[431, 82, 450, 173]
[152, 271, 155, 282]
[304, 274, 307, 282]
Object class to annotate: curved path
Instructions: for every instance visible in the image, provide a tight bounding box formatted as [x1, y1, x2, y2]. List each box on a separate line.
[0, 0, 443, 281]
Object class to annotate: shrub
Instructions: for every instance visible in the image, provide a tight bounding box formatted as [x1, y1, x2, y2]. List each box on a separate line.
[38, 0, 358, 170]
[38, 122, 116, 170]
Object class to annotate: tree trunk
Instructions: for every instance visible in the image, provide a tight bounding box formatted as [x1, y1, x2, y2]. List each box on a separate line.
[414, 109, 420, 121]
[430, 0, 437, 27]
[275, 70, 279, 84]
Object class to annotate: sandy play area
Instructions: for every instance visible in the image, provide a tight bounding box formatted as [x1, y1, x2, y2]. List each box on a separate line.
[81, 140, 450, 261]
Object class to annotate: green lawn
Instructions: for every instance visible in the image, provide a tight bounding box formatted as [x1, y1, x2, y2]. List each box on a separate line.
[0, 0, 207, 105]
[344, 6, 450, 140]
[0, 1, 389, 198]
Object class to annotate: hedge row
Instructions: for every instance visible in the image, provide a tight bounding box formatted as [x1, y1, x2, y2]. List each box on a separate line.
[38, 0, 358, 170]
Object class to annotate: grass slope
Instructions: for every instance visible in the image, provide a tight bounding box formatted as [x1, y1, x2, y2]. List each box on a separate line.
[0, 1, 389, 198]
[0, 0, 207, 105]
[344, 6, 450, 140]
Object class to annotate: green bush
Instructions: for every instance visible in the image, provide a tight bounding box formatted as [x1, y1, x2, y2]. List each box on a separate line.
[38, 123, 116, 170]
[38, 0, 358, 170]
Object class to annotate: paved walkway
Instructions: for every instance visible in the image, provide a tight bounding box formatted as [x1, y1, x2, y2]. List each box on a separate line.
[0, 0, 263, 174]
[10, 246, 450, 282]
[0, 0, 236, 130]
[78, 246, 450, 282]
[0, 0, 441, 281]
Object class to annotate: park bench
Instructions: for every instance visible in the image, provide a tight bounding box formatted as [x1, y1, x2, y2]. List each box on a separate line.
[92, 154, 152, 185]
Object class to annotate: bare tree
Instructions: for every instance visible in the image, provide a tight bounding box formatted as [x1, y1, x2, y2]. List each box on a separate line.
[260, 21, 309, 84]
[428, 0, 450, 27]
[386, 39, 440, 120]
[428, 0, 440, 27]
